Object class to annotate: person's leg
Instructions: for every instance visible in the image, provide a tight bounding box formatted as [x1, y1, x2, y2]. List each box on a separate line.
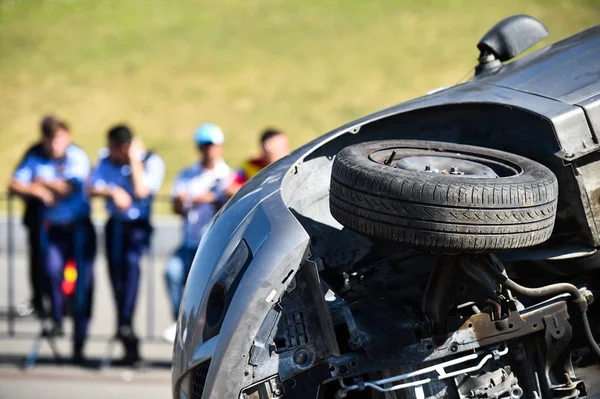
[164, 246, 186, 320]
[183, 247, 196, 278]
[162, 246, 196, 343]
[119, 223, 149, 363]
[179, 247, 197, 309]
[105, 218, 124, 329]
[121, 225, 147, 328]
[27, 224, 44, 313]
[72, 221, 97, 362]
[43, 227, 67, 333]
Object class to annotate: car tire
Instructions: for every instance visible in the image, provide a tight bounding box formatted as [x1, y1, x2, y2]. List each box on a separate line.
[329, 140, 559, 252]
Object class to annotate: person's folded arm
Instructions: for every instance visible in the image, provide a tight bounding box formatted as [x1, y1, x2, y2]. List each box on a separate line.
[9, 179, 36, 198]
[9, 157, 55, 205]
[48, 148, 91, 198]
[9, 179, 55, 206]
[39, 179, 75, 198]
[192, 191, 218, 204]
[88, 184, 113, 198]
[89, 182, 132, 212]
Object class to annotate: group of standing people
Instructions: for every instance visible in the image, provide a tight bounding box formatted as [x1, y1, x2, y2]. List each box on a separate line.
[10, 115, 289, 365]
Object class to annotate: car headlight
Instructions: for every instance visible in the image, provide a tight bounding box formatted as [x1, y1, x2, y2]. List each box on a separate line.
[178, 238, 253, 348]
[201, 239, 252, 341]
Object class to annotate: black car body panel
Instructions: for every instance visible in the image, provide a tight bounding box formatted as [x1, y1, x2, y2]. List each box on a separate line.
[172, 24, 600, 399]
[484, 26, 600, 105]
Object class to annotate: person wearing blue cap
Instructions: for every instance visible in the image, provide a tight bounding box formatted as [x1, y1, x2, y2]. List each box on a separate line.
[9, 115, 96, 364]
[162, 123, 233, 343]
[89, 124, 164, 364]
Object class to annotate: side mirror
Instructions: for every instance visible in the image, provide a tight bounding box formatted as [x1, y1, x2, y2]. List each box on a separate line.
[475, 15, 548, 76]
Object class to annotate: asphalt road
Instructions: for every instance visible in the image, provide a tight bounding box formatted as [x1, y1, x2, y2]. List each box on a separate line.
[0, 252, 175, 399]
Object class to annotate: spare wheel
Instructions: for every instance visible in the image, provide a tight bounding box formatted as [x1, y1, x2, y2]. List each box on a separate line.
[329, 140, 558, 252]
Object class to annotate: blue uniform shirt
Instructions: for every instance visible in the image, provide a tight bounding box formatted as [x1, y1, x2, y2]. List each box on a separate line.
[91, 150, 165, 221]
[171, 160, 232, 249]
[13, 144, 91, 224]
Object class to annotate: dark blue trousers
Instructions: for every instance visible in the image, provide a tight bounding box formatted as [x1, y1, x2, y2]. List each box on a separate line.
[164, 246, 197, 319]
[105, 218, 152, 328]
[42, 219, 96, 344]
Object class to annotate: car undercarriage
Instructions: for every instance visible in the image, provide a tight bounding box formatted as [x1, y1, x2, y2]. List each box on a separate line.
[240, 245, 600, 398]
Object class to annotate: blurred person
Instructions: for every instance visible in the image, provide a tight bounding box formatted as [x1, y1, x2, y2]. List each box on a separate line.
[9, 115, 96, 364]
[11, 144, 45, 317]
[162, 123, 232, 343]
[89, 124, 164, 365]
[227, 128, 289, 195]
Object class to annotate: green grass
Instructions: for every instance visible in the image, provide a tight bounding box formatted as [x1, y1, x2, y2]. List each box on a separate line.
[1, 0, 599, 209]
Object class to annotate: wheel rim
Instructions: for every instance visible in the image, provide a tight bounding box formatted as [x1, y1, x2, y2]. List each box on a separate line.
[394, 156, 498, 178]
[370, 148, 521, 179]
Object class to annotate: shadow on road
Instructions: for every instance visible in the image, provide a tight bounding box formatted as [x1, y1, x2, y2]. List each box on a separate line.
[0, 353, 172, 370]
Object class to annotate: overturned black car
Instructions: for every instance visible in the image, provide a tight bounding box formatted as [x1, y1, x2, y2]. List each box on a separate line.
[172, 15, 600, 399]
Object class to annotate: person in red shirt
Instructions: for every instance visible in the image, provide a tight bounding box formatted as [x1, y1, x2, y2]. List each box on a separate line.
[228, 128, 289, 194]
